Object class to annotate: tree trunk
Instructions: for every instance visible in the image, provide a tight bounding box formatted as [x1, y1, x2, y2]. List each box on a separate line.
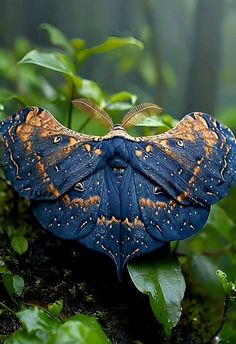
[142, 0, 165, 105]
[185, 0, 225, 114]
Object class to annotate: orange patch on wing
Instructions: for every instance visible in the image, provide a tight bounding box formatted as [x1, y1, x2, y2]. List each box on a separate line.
[63, 145, 76, 155]
[195, 113, 209, 129]
[94, 148, 102, 155]
[189, 165, 201, 184]
[145, 145, 153, 153]
[25, 109, 38, 123]
[85, 143, 91, 152]
[36, 160, 47, 179]
[47, 184, 60, 197]
[16, 124, 34, 142]
[36, 156, 61, 197]
[25, 141, 33, 153]
[139, 198, 167, 209]
[62, 194, 71, 204]
[156, 201, 167, 209]
[96, 215, 144, 228]
[135, 149, 143, 157]
[69, 137, 78, 146]
[177, 190, 190, 203]
[122, 217, 133, 227]
[133, 217, 145, 227]
[71, 195, 100, 208]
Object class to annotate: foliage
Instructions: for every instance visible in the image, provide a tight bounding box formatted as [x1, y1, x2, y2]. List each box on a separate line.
[0, 23, 236, 343]
[5, 307, 110, 344]
[128, 252, 185, 337]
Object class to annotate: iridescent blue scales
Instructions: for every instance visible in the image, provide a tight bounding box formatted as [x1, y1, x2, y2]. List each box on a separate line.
[0, 100, 236, 278]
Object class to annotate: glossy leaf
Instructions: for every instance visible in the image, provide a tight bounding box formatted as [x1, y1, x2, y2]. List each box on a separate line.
[50, 315, 111, 344]
[70, 38, 86, 51]
[216, 269, 236, 296]
[128, 254, 185, 337]
[3, 274, 24, 297]
[190, 254, 223, 295]
[106, 92, 138, 113]
[48, 299, 64, 317]
[207, 204, 234, 242]
[18, 50, 77, 78]
[5, 330, 43, 344]
[0, 257, 9, 274]
[18, 307, 59, 332]
[6, 307, 110, 344]
[77, 36, 143, 64]
[109, 91, 137, 105]
[217, 106, 236, 128]
[40, 23, 72, 54]
[134, 116, 168, 127]
[11, 235, 28, 255]
[79, 79, 105, 104]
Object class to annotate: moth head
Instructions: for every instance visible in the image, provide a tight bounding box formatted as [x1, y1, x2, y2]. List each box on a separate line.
[112, 124, 126, 131]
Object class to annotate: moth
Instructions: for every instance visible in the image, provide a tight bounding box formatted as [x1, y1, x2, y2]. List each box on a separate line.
[0, 99, 236, 279]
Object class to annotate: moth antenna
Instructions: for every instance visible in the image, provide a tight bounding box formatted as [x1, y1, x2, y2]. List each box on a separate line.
[72, 98, 113, 129]
[121, 103, 163, 129]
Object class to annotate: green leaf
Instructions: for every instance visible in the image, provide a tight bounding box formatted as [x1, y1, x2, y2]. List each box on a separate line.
[50, 315, 110, 344]
[189, 254, 223, 296]
[3, 274, 24, 297]
[70, 38, 86, 51]
[77, 36, 143, 64]
[135, 116, 169, 127]
[0, 90, 28, 109]
[6, 307, 111, 344]
[128, 254, 185, 337]
[105, 92, 138, 113]
[79, 79, 105, 104]
[135, 115, 171, 133]
[18, 50, 77, 78]
[18, 307, 59, 332]
[216, 269, 236, 296]
[48, 299, 64, 317]
[5, 329, 43, 344]
[40, 23, 72, 54]
[11, 235, 28, 255]
[0, 257, 9, 275]
[217, 106, 236, 128]
[207, 204, 234, 242]
[109, 91, 137, 105]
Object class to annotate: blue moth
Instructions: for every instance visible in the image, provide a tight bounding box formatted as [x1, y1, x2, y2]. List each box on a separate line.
[0, 99, 236, 279]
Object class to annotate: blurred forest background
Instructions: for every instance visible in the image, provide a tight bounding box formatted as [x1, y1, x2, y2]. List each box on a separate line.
[0, 0, 236, 118]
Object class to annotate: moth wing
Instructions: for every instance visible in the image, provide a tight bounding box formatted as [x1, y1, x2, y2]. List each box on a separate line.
[32, 166, 124, 275]
[117, 167, 210, 271]
[0, 107, 104, 200]
[130, 112, 236, 206]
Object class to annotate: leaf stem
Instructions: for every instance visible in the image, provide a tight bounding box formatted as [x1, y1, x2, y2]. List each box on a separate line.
[0, 300, 15, 314]
[67, 81, 76, 129]
[78, 116, 92, 132]
[205, 295, 229, 343]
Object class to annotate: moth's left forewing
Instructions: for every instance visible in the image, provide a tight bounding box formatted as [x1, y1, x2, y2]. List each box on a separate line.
[0, 107, 104, 200]
[133, 112, 236, 206]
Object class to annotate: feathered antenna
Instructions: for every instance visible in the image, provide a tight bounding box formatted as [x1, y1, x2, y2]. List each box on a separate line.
[72, 98, 113, 129]
[121, 103, 163, 129]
